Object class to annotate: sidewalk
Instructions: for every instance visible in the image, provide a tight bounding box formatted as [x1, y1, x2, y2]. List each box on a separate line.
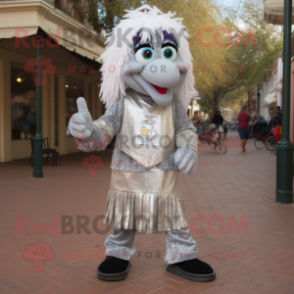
[1, 133, 294, 294]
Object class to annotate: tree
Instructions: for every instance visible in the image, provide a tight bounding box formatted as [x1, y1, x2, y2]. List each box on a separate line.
[196, 0, 282, 114]
[88, 0, 148, 34]
[152, 0, 229, 113]
[245, 41, 283, 89]
[57, 0, 282, 116]
[219, 87, 249, 118]
[194, 17, 250, 114]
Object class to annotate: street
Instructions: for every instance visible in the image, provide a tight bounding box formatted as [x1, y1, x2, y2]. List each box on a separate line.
[0, 132, 294, 294]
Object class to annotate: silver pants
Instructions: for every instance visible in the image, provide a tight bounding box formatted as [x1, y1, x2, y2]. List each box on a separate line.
[105, 227, 198, 264]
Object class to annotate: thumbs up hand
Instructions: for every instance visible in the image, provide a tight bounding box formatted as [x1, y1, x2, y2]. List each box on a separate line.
[68, 97, 94, 139]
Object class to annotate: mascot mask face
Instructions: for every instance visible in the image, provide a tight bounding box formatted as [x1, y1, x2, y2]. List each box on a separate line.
[99, 5, 195, 109]
[121, 30, 187, 106]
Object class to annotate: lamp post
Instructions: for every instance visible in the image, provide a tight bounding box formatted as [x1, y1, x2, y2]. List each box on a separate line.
[33, 38, 43, 178]
[276, 0, 293, 203]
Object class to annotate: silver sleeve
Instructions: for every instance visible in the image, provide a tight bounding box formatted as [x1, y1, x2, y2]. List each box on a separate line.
[76, 98, 124, 152]
[173, 97, 198, 154]
[173, 97, 197, 134]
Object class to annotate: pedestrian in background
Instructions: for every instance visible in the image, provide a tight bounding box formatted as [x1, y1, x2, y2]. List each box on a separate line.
[192, 111, 203, 127]
[236, 105, 251, 152]
[192, 110, 203, 137]
[212, 109, 227, 140]
[212, 109, 224, 129]
[269, 107, 282, 143]
[276, 106, 282, 117]
[223, 119, 228, 141]
[252, 111, 267, 134]
[204, 113, 211, 127]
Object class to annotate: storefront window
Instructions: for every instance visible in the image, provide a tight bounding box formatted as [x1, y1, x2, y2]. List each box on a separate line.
[66, 78, 83, 137]
[11, 62, 36, 140]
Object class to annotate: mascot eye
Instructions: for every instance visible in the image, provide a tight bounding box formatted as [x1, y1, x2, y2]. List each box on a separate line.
[162, 47, 177, 61]
[135, 48, 154, 63]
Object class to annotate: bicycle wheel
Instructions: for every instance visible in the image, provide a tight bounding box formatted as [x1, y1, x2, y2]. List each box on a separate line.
[265, 136, 277, 151]
[200, 137, 209, 146]
[254, 137, 264, 149]
[215, 138, 227, 154]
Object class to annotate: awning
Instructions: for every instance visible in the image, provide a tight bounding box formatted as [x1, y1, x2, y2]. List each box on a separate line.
[0, 0, 106, 61]
[264, 0, 294, 24]
[262, 91, 277, 108]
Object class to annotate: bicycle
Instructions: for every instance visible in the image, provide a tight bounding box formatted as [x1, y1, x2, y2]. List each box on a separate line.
[199, 125, 227, 154]
[264, 125, 282, 152]
[265, 136, 277, 151]
[253, 129, 275, 150]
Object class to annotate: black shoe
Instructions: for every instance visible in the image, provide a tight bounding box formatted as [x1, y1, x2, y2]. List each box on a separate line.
[97, 257, 131, 281]
[166, 259, 216, 282]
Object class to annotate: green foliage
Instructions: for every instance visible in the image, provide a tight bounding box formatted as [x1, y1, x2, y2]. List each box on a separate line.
[245, 40, 283, 89]
[94, 0, 147, 34]
[63, 0, 283, 115]
[197, 0, 282, 113]
[87, 0, 99, 32]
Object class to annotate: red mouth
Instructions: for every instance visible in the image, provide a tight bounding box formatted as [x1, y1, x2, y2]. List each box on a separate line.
[152, 84, 167, 94]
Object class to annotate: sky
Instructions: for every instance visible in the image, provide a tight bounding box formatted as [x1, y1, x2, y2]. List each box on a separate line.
[213, 0, 249, 29]
[214, 0, 242, 16]
[214, 0, 239, 9]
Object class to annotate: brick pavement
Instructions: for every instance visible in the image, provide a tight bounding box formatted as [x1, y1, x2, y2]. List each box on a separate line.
[1, 132, 294, 294]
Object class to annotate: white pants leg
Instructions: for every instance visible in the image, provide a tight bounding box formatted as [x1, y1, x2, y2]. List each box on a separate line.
[105, 228, 136, 261]
[165, 227, 199, 264]
[105, 227, 198, 264]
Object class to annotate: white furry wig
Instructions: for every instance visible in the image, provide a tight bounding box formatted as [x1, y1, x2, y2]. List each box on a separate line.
[99, 5, 195, 109]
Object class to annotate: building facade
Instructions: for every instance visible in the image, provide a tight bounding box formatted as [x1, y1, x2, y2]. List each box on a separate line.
[0, 0, 106, 162]
[259, 51, 283, 122]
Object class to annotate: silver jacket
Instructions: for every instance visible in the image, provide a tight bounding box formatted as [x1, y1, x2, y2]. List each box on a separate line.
[76, 89, 197, 172]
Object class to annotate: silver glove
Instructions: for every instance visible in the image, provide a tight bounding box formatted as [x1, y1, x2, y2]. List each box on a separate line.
[68, 97, 94, 139]
[174, 144, 197, 175]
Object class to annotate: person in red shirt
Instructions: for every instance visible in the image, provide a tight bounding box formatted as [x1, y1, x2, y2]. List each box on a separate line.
[237, 105, 251, 151]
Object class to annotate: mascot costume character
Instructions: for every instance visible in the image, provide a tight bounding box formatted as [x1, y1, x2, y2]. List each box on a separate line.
[69, 5, 216, 282]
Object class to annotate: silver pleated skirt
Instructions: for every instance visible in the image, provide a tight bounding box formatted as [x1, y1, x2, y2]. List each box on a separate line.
[103, 169, 188, 233]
